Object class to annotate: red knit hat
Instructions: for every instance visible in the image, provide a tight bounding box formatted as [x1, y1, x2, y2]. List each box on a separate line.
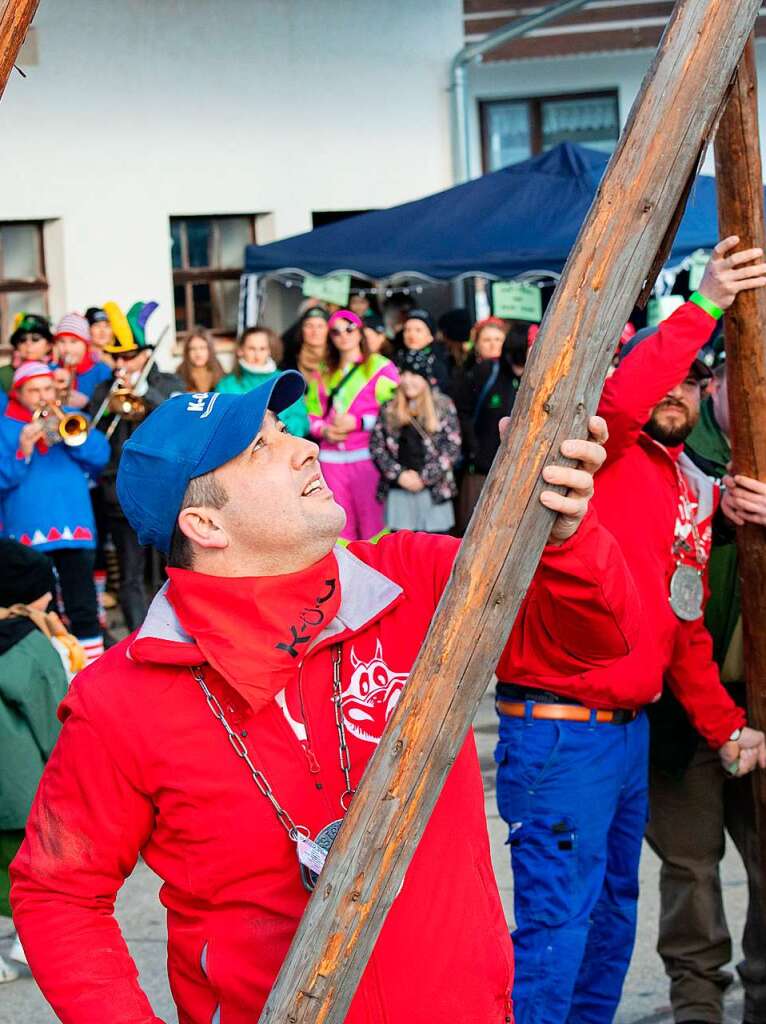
[12, 360, 54, 389]
[54, 312, 91, 344]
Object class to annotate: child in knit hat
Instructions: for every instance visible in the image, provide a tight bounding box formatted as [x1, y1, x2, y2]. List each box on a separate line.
[53, 313, 112, 406]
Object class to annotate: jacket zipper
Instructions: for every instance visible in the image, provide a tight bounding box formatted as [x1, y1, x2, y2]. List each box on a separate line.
[297, 661, 322, 774]
[303, 744, 321, 774]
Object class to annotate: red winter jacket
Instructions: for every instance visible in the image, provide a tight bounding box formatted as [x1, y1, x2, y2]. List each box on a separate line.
[498, 300, 744, 749]
[12, 522, 639, 1024]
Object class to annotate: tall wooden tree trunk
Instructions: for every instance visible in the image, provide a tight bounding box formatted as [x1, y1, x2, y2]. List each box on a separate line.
[714, 36, 766, 870]
[260, 3, 763, 1021]
[0, 0, 39, 100]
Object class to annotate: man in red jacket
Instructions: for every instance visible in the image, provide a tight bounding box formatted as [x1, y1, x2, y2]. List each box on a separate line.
[11, 364, 640, 1023]
[494, 237, 766, 1024]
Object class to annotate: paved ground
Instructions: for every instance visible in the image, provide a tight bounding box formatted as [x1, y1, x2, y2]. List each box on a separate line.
[0, 690, 748, 1023]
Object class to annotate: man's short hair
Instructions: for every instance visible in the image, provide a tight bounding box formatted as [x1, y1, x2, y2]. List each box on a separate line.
[167, 472, 229, 570]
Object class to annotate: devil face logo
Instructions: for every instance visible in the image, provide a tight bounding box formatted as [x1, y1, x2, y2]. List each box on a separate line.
[341, 640, 407, 744]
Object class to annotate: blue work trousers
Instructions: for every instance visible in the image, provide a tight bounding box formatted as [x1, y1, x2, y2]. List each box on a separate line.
[495, 706, 649, 1024]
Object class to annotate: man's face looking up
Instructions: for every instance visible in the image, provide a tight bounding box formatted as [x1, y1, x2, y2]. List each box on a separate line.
[182, 412, 346, 574]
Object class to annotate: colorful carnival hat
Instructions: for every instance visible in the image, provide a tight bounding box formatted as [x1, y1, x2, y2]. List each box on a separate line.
[102, 300, 159, 355]
[9, 312, 53, 347]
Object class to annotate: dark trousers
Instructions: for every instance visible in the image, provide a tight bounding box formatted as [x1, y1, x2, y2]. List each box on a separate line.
[108, 515, 148, 632]
[49, 547, 100, 639]
[646, 742, 766, 1024]
[90, 485, 109, 572]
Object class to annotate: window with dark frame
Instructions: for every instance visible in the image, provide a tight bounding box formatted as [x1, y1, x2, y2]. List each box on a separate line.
[171, 215, 257, 336]
[0, 221, 48, 343]
[480, 91, 620, 172]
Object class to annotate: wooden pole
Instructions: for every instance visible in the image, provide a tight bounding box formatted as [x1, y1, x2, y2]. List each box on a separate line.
[260, 3, 763, 1021]
[713, 36, 766, 870]
[0, 0, 39, 101]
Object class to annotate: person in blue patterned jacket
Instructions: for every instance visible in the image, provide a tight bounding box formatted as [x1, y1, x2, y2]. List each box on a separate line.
[0, 362, 109, 665]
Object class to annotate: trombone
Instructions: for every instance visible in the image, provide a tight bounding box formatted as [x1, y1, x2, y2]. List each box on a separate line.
[100, 324, 170, 440]
[33, 402, 89, 448]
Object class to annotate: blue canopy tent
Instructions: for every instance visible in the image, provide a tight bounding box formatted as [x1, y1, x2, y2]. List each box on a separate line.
[243, 142, 733, 283]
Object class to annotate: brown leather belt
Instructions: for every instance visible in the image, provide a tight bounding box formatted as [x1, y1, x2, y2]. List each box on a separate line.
[496, 699, 637, 725]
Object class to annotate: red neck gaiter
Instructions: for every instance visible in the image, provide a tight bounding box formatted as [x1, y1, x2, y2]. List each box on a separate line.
[5, 395, 32, 423]
[72, 351, 94, 389]
[166, 551, 342, 714]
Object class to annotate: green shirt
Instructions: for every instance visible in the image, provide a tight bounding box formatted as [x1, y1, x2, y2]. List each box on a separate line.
[685, 398, 741, 677]
[216, 365, 310, 438]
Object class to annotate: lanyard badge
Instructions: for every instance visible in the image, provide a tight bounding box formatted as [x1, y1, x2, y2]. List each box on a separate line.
[191, 645, 353, 892]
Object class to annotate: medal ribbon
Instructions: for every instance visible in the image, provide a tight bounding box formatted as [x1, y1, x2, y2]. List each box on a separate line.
[672, 463, 712, 571]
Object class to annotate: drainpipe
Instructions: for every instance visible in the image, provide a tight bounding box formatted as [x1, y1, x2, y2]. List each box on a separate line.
[450, 0, 592, 182]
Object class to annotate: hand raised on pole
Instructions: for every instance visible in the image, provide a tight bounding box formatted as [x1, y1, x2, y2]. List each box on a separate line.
[698, 235, 766, 310]
[498, 414, 608, 544]
[721, 472, 766, 526]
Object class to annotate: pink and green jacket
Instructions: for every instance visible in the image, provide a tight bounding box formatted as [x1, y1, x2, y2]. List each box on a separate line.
[306, 354, 399, 463]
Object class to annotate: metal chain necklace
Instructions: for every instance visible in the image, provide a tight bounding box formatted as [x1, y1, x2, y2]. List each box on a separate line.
[190, 645, 354, 891]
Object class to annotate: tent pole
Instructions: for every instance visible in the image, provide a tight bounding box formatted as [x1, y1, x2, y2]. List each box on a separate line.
[259, 3, 764, 1022]
[713, 34, 766, 874]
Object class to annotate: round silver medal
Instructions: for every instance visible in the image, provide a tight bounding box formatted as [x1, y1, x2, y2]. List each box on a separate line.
[669, 564, 704, 621]
[300, 818, 343, 892]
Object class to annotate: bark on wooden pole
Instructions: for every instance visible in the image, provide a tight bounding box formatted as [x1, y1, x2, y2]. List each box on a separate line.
[260, 3, 763, 1021]
[713, 36, 766, 870]
[0, 0, 39, 101]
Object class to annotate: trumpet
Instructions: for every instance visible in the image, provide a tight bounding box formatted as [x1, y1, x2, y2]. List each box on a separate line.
[33, 402, 89, 448]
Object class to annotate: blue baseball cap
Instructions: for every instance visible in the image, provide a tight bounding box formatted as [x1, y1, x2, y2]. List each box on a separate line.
[116, 371, 306, 553]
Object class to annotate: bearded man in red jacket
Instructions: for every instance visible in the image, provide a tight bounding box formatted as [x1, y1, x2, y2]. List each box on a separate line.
[494, 236, 766, 1024]
[10, 353, 641, 1022]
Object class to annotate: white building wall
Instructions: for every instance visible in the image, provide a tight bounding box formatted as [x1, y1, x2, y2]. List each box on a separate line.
[465, 42, 766, 179]
[0, 0, 463, 339]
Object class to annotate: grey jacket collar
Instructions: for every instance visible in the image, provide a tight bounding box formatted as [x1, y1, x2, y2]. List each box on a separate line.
[132, 544, 402, 656]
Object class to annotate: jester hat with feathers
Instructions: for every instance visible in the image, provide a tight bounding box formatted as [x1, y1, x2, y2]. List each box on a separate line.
[102, 300, 159, 355]
[9, 312, 53, 347]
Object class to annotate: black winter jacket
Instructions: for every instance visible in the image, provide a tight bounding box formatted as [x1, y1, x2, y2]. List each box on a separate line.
[451, 357, 520, 475]
[88, 366, 184, 516]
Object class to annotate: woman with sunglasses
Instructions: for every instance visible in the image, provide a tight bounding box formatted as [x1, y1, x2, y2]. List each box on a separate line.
[306, 309, 399, 540]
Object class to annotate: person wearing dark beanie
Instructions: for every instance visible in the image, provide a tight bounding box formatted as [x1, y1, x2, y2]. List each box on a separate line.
[370, 348, 461, 533]
[394, 309, 450, 393]
[84, 306, 114, 366]
[0, 538, 55, 608]
[438, 308, 473, 369]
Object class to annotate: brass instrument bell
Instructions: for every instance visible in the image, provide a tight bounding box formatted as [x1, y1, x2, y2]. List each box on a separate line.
[33, 402, 89, 447]
[107, 387, 148, 422]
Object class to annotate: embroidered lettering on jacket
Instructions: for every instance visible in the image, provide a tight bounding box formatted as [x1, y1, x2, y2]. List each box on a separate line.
[341, 640, 407, 744]
[275, 579, 337, 658]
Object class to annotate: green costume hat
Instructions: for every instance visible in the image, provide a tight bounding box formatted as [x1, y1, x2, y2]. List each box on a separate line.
[126, 302, 147, 348]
